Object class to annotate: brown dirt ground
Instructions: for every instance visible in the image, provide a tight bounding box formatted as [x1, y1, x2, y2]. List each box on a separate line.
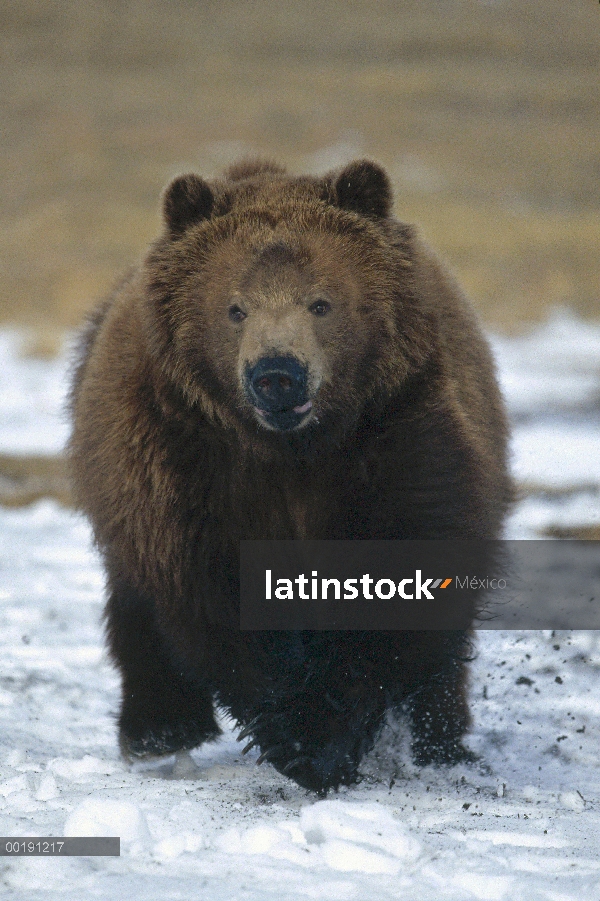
[0, 453, 70, 506]
[1, 0, 599, 339]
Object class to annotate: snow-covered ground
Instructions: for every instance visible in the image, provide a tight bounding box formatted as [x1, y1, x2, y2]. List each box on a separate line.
[1, 310, 599, 900]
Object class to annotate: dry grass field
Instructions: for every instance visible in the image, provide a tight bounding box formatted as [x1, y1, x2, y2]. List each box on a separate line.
[1, 0, 599, 338]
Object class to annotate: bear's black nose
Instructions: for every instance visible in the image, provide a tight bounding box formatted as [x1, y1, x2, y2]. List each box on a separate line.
[246, 356, 308, 413]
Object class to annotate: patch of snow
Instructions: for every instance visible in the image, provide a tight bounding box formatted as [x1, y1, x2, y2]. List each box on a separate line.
[64, 797, 151, 847]
[0, 329, 71, 455]
[510, 421, 600, 490]
[490, 309, 600, 418]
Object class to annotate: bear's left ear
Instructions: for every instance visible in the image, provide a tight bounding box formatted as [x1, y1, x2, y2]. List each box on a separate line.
[163, 174, 214, 237]
[332, 160, 393, 219]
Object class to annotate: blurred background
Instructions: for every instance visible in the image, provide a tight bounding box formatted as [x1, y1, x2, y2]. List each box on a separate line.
[1, 0, 599, 517]
[1, 0, 599, 340]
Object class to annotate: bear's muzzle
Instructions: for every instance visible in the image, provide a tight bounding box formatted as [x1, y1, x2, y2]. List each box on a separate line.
[244, 355, 313, 431]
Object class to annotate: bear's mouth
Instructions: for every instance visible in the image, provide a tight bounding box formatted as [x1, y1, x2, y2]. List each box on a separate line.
[253, 400, 314, 432]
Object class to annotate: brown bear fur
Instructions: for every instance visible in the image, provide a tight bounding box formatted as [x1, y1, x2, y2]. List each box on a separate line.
[69, 158, 512, 793]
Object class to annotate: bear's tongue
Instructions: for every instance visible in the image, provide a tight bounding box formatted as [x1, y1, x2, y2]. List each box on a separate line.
[293, 400, 313, 415]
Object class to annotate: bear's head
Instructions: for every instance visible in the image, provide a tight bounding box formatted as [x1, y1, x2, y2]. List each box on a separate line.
[143, 160, 432, 440]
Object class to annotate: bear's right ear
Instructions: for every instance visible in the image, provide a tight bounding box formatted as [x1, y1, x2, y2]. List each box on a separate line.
[163, 174, 214, 237]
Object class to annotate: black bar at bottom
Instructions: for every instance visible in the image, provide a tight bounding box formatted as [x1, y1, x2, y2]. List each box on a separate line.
[0, 837, 120, 856]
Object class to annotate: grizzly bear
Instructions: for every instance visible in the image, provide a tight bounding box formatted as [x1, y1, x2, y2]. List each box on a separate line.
[69, 158, 512, 794]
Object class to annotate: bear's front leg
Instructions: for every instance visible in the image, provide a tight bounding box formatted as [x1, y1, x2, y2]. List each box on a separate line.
[242, 700, 384, 795]
[105, 577, 220, 758]
[234, 659, 388, 795]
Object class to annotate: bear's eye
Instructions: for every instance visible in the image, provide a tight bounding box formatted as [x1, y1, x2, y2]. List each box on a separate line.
[228, 304, 247, 323]
[309, 299, 331, 317]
